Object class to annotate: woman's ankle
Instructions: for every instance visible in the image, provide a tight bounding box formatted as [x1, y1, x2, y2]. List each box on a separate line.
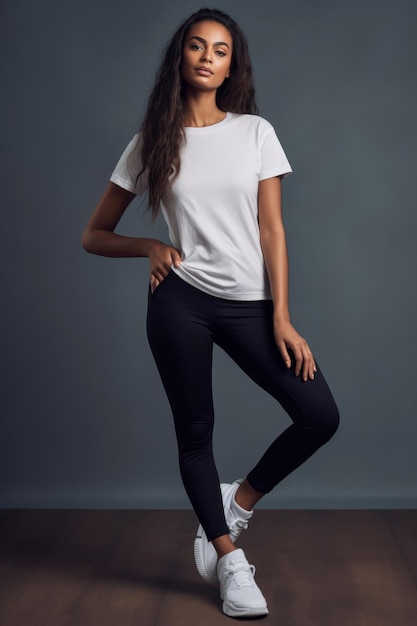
[234, 479, 264, 511]
[212, 534, 237, 559]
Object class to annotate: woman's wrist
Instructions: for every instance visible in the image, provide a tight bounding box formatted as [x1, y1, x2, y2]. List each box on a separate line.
[141, 238, 162, 257]
[273, 307, 291, 326]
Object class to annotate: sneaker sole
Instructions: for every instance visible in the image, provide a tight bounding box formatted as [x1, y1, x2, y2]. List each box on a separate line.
[222, 601, 269, 618]
[194, 527, 218, 584]
[193, 480, 245, 584]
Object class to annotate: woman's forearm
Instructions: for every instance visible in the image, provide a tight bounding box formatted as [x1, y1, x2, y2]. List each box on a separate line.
[82, 229, 161, 258]
[82, 182, 164, 258]
[260, 226, 291, 322]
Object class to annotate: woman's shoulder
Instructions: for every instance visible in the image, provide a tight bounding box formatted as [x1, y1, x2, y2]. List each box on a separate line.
[228, 113, 276, 137]
[229, 113, 275, 130]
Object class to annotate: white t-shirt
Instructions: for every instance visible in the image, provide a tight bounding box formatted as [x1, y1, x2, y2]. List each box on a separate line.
[110, 112, 292, 300]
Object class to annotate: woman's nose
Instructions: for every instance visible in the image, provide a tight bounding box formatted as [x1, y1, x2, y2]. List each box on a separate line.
[201, 49, 211, 62]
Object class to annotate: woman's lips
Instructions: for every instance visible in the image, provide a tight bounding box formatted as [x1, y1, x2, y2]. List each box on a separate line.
[195, 67, 213, 76]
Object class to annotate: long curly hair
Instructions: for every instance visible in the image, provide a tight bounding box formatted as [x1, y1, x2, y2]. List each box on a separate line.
[137, 7, 258, 217]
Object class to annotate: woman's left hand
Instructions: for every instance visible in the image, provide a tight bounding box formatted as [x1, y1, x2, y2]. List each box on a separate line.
[273, 318, 317, 381]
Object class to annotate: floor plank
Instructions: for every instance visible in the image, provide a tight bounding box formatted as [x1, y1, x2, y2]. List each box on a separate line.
[0, 510, 416, 625]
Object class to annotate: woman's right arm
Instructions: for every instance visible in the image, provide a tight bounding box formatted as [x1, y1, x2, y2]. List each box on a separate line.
[82, 182, 181, 289]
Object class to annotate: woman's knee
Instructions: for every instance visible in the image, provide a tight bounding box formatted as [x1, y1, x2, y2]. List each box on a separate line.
[321, 404, 340, 441]
[175, 411, 214, 453]
[308, 401, 340, 443]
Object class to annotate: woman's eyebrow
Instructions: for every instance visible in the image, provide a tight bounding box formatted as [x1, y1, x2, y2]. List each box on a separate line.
[187, 35, 230, 49]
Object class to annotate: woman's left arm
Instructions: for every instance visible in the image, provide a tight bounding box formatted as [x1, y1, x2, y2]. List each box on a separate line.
[258, 176, 316, 381]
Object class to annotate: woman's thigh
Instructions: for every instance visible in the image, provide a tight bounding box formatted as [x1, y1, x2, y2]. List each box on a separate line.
[146, 271, 215, 422]
[213, 299, 338, 428]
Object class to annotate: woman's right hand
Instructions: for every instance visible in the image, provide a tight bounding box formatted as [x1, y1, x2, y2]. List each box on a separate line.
[148, 241, 181, 293]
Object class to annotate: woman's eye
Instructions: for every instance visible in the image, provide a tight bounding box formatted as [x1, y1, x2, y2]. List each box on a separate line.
[215, 50, 226, 57]
[191, 44, 202, 50]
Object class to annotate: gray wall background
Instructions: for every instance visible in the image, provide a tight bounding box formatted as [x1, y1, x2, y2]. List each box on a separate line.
[1, 0, 416, 509]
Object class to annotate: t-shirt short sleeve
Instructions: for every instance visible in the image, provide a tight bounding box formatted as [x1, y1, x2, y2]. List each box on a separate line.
[258, 121, 292, 181]
[110, 134, 148, 196]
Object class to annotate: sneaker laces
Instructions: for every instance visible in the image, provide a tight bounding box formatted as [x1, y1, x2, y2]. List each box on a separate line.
[227, 564, 257, 589]
[228, 518, 248, 542]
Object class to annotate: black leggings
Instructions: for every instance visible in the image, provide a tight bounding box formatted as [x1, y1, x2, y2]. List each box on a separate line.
[147, 271, 340, 541]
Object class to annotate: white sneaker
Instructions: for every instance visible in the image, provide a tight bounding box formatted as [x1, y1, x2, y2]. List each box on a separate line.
[217, 548, 268, 618]
[194, 480, 253, 583]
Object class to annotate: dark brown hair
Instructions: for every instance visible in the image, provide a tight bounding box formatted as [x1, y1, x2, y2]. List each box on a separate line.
[138, 8, 258, 217]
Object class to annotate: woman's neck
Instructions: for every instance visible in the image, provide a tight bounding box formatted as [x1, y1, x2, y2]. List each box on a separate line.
[183, 91, 226, 128]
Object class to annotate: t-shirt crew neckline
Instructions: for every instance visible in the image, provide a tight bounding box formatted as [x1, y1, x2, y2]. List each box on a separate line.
[184, 112, 232, 134]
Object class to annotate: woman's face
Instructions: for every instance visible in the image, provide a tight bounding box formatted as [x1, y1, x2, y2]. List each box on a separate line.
[182, 20, 233, 91]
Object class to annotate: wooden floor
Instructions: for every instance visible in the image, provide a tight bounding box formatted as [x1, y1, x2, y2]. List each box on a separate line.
[0, 510, 416, 625]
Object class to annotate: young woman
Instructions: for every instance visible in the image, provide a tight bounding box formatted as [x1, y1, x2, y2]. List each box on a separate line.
[82, 8, 339, 619]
